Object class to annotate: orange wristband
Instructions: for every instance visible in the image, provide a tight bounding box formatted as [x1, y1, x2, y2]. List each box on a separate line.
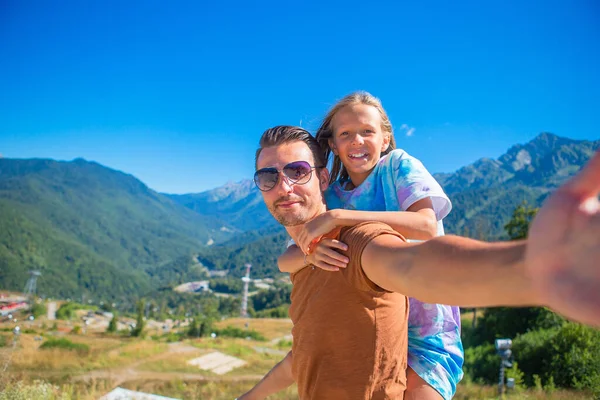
[306, 226, 342, 255]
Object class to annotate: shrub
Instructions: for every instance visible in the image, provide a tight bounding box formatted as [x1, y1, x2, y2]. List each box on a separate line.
[471, 322, 600, 395]
[505, 361, 525, 391]
[0, 381, 72, 400]
[463, 343, 500, 384]
[253, 305, 289, 318]
[549, 322, 600, 395]
[511, 326, 559, 386]
[39, 338, 89, 354]
[31, 302, 47, 318]
[276, 339, 293, 349]
[55, 302, 94, 320]
[216, 325, 266, 341]
[165, 332, 183, 343]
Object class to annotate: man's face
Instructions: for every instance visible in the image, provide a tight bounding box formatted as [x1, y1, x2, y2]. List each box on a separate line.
[256, 141, 328, 227]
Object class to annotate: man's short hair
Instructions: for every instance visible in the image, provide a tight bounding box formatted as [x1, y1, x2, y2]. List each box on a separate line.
[255, 126, 327, 169]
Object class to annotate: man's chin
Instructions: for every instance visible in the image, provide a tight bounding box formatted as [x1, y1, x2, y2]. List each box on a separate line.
[273, 212, 307, 227]
[277, 216, 307, 227]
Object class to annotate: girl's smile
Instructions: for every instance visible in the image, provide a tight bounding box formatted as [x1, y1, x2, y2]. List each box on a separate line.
[330, 103, 390, 188]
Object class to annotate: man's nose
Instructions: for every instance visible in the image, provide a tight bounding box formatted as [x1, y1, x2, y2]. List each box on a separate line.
[275, 172, 294, 194]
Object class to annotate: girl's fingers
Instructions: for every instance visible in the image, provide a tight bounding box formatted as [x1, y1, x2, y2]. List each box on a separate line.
[313, 261, 340, 272]
[314, 248, 349, 268]
[315, 257, 346, 269]
[319, 238, 349, 251]
[321, 250, 349, 266]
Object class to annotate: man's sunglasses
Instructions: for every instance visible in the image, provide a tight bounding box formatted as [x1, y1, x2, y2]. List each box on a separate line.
[254, 161, 323, 192]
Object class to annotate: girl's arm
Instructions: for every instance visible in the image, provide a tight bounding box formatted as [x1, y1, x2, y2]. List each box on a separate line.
[296, 198, 438, 254]
[278, 240, 349, 273]
[237, 351, 294, 400]
[277, 245, 306, 274]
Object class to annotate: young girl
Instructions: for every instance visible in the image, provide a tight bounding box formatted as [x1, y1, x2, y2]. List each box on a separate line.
[279, 92, 464, 400]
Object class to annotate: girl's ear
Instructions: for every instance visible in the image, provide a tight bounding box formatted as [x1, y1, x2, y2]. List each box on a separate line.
[328, 138, 338, 155]
[381, 134, 391, 152]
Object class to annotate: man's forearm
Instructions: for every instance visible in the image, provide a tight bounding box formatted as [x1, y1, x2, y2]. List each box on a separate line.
[238, 351, 294, 400]
[363, 235, 540, 308]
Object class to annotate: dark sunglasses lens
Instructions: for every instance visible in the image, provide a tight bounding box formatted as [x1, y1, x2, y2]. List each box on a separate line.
[254, 169, 278, 191]
[283, 161, 312, 182]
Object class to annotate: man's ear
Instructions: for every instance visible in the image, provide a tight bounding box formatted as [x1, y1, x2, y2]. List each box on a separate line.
[328, 138, 338, 155]
[318, 167, 329, 191]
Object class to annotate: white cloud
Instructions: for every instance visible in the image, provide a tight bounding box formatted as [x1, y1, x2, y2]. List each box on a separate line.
[398, 124, 416, 137]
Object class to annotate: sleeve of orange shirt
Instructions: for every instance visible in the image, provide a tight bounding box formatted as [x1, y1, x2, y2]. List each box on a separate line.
[338, 222, 407, 292]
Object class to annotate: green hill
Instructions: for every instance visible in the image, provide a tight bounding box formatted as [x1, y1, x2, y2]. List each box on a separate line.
[0, 158, 234, 301]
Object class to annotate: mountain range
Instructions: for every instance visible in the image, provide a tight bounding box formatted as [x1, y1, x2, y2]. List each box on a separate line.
[1, 133, 597, 301]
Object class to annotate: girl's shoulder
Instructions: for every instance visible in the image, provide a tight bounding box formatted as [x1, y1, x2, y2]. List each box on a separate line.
[381, 148, 419, 163]
[380, 149, 427, 172]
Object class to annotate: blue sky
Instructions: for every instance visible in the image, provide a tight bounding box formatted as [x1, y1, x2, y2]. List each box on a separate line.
[1, 0, 598, 193]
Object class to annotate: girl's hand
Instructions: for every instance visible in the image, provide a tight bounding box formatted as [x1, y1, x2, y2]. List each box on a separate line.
[305, 238, 349, 272]
[297, 211, 340, 254]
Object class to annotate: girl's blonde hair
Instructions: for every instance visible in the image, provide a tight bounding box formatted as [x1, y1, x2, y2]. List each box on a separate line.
[315, 91, 397, 183]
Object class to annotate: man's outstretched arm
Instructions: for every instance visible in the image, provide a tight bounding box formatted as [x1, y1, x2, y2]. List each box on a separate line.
[362, 150, 600, 328]
[237, 351, 294, 400]
[361, 234, 537, 308]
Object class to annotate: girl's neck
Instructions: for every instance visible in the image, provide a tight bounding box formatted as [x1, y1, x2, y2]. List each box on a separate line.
[343, 180, 356, 190]
[345, 170, 371, 190]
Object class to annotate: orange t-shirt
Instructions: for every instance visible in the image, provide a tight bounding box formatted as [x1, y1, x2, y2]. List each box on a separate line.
[289, 222, 409, 400]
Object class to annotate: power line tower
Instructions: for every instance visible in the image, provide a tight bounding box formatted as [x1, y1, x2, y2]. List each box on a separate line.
[24, 270, 41, 303]
[240, 264, 252, 318]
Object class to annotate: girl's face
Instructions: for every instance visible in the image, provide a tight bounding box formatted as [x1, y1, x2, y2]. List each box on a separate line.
[329, 103, 390, 187]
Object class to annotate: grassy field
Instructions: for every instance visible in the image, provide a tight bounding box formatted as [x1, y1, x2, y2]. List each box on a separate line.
[0, 316, 593, 400]
[213, 318, 293, 340]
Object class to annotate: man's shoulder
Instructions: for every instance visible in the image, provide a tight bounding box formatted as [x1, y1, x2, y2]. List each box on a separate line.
[341, 221, 406, 238]
[338, 222, 406, 293]
[340, 222, 406, 257]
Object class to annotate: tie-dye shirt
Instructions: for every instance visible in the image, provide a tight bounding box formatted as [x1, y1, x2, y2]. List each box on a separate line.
[324, 149, 464, 400]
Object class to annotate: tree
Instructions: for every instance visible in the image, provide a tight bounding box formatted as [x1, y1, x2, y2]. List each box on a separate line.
[131, 300, 145, 337]
[199, 317, 214, 337]
[504, 202, 538, 240]
[187, 316, 200, 338]
[107, 313, 118, 333]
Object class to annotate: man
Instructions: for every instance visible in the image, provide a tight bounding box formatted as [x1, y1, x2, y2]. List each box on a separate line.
[239, 126, 600, 400]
